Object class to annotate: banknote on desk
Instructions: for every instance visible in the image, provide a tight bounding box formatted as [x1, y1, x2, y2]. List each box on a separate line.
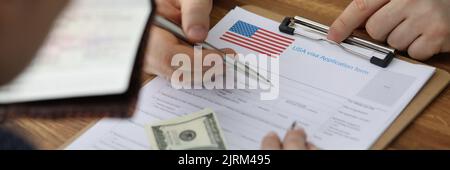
[146, 108, 227, 150]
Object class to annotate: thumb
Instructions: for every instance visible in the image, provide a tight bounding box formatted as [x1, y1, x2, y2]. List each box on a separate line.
[180, 0, 213, 43]
[327, 0, 389, 42]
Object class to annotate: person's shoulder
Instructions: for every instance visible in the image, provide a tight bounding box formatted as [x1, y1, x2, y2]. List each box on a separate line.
[0, 128, 34, 150]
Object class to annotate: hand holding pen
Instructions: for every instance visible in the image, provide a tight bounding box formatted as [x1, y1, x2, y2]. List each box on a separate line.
[261, 122, 318, 150]
[144, 0, 235, 81]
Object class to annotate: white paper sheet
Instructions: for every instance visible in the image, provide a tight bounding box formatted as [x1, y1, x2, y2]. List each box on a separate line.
[66, 7, 435, 150]
[0, 0, 151, 104]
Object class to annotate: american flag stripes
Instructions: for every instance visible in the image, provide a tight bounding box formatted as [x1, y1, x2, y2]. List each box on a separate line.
[220, 20, 295, 57]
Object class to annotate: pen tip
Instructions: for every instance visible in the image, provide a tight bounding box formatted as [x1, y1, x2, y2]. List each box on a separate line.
[291, 121, 297, 130]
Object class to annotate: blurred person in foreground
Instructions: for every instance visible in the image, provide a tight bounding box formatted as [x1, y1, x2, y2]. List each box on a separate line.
[0, 0, 69, 150]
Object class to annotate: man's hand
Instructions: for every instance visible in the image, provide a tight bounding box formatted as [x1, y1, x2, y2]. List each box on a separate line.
[145, 0, 231, 79]
[261, 126, 318, 150]
[156, 0, 212, 42]
[328, 0, 450, 60]
[145, 26, 232, 80]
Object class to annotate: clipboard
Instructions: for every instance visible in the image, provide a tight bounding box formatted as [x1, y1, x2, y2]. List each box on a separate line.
[279, 16, 395, 68]
[0, 2, 156, 120]
[241, 5, 450, 149]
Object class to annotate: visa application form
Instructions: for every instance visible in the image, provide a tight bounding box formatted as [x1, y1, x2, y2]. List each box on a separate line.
[0, 0, 150, 104]
[67, 7, 435, 150]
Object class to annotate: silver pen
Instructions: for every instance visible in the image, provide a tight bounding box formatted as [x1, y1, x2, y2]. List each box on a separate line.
[153, 15, 272, 85]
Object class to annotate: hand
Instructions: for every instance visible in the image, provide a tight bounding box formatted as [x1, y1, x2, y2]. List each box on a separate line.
[145, 0, 230, 80]
[327, 0, 450, 60]
[261, 126, 318, 150]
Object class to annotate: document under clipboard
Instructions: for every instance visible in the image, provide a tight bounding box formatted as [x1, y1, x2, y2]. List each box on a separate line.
[239, 5, 450, 149]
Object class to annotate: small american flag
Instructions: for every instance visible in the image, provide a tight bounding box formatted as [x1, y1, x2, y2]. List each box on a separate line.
[220, 20, 295, 57]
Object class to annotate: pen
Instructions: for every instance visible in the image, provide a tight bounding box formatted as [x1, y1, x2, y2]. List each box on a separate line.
[153, 15, 272, 85]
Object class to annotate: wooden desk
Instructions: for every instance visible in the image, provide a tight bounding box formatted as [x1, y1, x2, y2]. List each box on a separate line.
[1, 0, 449, 149]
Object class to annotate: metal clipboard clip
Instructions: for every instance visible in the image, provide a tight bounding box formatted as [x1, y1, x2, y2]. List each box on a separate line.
[279, 16, 396, 68]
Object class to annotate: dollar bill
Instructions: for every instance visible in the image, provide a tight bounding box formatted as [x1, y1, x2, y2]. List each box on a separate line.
[145, 108, 227, 150]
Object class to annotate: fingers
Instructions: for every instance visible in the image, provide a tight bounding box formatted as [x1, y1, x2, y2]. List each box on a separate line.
[328, 0, 390, 42]
[408, 35, 442, 61]
[386, 18, 422, 51]
[283, 127, 308, 150]
[407, 9, 449, 61]
[261, 124, 315, 150]
[261, 132, 282, 150]
[145, 26, 234, 81]
[365, 0, 407, 41]
[169, 44, 226, 71]
[221, 48, 237, 56]
[145, 26, 178, 79]
[307, 142, 319, 150]
[179, 0, 213, 43]
[167, 45, 228, 85]
[155, 0, 182, 24]
[443, 40, 450, 53]
[405, 0, 450, 59]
